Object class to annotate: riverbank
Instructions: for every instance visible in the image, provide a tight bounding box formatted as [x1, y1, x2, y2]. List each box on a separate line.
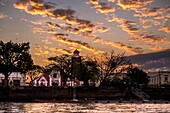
[0, 86, 126, 102]
[0, 86, 170, 102]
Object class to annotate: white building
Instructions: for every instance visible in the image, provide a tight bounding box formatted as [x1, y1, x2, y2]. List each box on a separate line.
[34, 70, 61, 87]
[148, 71, 170, 85]
[0, 72, 26, 86]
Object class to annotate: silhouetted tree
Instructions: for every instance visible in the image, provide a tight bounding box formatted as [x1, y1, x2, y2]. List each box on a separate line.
[126, 67, 149, 86]
[81, 57, 100, 87]
[0, 41, 33, 97]
[96, 51, 131, 86]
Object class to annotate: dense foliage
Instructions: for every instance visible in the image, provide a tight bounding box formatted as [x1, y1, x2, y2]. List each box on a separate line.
[0, 40, 33, 88]
[126, 67, 149, 85]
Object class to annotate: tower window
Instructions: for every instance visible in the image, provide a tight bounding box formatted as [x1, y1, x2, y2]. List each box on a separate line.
[53, 74, 57, 78]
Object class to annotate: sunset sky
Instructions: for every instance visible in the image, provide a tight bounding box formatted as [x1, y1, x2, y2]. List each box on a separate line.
[0, 0, 170, 71]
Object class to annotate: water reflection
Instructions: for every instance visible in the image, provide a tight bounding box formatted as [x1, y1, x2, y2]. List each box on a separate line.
[0, 102, 170, 113]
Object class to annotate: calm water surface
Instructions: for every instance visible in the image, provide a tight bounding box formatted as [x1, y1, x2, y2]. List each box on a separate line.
[0, 102, 170, 113]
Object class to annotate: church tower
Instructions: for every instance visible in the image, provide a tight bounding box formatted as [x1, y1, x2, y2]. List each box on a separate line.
[71, 49, 81, 79]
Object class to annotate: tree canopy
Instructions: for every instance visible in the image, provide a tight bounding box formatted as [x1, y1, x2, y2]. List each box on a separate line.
[126, 67, 149, 85]
[0, 40, 33, 87]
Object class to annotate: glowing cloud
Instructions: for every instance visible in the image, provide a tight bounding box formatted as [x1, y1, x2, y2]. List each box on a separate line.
[47, 29, 57, 34]
[42, 39, 52, 45]
[96, 27, 111, 33]
[46, 22, 61, 29]
[49, 8, 76, 19]
[93, 37, 141, 54]
[131, 32, 167, 43]
[88, 1, 115, 14]
[13, 0, 56, 16]
[32, 27, 45, 34]
[117, 0, 153, 10]
[91, 2, 115, 14]
[54, 35, 103, 54]
[0, 13, 8, 19]
[159, 25, 170, 33]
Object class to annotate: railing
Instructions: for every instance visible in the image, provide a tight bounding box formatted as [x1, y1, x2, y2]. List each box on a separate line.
[131, 87, 150, 101]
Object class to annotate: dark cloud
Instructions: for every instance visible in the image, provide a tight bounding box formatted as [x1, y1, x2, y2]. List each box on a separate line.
[50, 8, 76, 19]
[47, 29, 57, 34]
[46, 22, 60, 28]
[128, 49, 170, 71]
[131, 31, 167, 43]
[123, 21, 139, 33]
[88, 1, 115, 14]
[55, 33, 69, 37]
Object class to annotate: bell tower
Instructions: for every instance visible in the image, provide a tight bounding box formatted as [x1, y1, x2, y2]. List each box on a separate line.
[71, 49, 81, 79]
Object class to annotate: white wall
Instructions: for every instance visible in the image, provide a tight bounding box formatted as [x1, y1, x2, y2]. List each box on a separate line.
[148, 71, 170, 85]
[0, 72, 26, 86]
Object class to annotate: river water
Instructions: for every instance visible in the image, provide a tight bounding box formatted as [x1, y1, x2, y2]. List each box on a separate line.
[0, 102, 170, 113]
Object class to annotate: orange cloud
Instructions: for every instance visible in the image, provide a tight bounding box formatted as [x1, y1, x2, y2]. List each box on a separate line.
[107, 14, 166, 44]
[131, 32, 167, 43]
[14, 0, 56, 16]
[159, 25, 170, 33]
[96, 27, 110, 33]
[49, 8, 76, 20]
[93, 37, 141, 54]
[32, 27, 45, 34]
[42, 39, 52, 45]
[0, 13, 8, 19]
[54, 36, 103, 54]
[14, 0, 104, 40]
[31, 21, 42, 25]
[88, 1, 115, 14]
[13, 0, 29, 10]
[149, 45, 163, 51]
[92, 2, 115, 14]
[108, 14, 139, 34]
[54, 48, 72, 55]
[108, 0, 115, 3]
[117, 0, 153, 10]
[55, 33, 69, 37]
[46, 22, 61, 29]
[87, 0, 99, 5]
[47, 29, 57, 34]
[139, 18, 160, 25]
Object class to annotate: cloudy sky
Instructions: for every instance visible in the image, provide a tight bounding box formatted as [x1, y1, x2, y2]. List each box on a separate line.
[0, 0, 170, 71]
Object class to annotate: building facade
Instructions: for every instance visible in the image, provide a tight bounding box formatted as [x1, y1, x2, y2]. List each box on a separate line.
[34, 70, 61, 87]
[148, 71, 170, 86]
[0, 72, 26, 86]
